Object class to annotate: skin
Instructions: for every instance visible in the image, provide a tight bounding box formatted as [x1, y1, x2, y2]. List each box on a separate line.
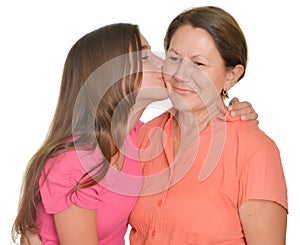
[240, 200, 287, 245]
[163, 24, 287, 244]
[54, 206, 98, 245]
[164, 25, 244, 128]
[128, 34, 169, 131]
[21, 32, 259, 245]
[229, 97, 258, 123]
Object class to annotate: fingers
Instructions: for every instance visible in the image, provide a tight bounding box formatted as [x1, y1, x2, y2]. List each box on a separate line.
[21, 230, 43, 245]
[241, 112, 259, 124]
[228, 100, 259, 125]
[228, 100, 252, 111]
[229, 97, 239, 105]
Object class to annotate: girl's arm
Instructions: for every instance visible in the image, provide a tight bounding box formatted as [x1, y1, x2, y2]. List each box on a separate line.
[54, 205, 98, 245]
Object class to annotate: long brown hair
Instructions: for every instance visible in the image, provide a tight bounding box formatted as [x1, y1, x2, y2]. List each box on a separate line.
[12, 23, 142, 242]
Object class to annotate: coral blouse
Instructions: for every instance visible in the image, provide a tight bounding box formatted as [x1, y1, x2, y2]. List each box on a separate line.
[36, 122, 143, 245]
[129, 111, 287, 245]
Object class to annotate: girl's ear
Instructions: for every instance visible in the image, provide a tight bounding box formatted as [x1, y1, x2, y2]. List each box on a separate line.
[224, 64, 244, 90]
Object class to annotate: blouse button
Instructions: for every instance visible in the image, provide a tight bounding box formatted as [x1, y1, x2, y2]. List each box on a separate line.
[151, 230, 156, 237]
[157, 199, 162, 206]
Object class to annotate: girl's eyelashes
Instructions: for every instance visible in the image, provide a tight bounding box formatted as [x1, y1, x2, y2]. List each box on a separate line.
[142, 55, 149, 61]
[142, 49, 152, 61]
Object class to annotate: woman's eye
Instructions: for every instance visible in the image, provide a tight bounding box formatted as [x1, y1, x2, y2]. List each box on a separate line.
[142, 56, 149, 60]
[194, 61, 205, 66]
[170, 56, 180, 61]
[166, 54, 181, 63]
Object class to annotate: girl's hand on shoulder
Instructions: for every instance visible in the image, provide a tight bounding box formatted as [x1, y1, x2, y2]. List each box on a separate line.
[20, 230, 42, 245]
[228, 97, 259, 124]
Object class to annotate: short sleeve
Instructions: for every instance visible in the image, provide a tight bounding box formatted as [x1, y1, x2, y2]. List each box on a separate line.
[238, 133, 288, 210]
[39, 151, 101, 214]
[134, 120, 144, 132]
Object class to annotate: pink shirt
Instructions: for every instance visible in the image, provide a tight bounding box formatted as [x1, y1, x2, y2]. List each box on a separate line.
[37, 122, 143, 244]
[129, 111, 288, 244]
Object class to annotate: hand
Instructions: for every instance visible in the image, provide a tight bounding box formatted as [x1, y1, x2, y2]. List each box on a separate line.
[228, 97, 259, 124]
[20, 230, 42, 245]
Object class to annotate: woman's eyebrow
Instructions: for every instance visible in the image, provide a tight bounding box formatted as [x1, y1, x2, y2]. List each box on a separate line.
[168, 48, 180, 54]
[169, 48, 205, 59]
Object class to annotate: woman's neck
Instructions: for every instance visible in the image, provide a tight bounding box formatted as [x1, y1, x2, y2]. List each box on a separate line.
[173, 108, 213, 141]
[175, 98, 226, 135]
[172, 101, 226, 156]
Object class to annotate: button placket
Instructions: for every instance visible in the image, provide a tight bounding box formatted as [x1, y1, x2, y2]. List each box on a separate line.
[149, 193, 163, 241]
[149, 174, 172, 243]
[157, 199, 162, 206]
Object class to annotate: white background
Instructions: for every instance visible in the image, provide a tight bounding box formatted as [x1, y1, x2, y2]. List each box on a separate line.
[1, 0, 299, 244]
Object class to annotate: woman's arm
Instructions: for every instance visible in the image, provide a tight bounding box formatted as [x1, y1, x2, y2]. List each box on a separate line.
[239, 199, 287, 245]
[54, 205, 98, 245]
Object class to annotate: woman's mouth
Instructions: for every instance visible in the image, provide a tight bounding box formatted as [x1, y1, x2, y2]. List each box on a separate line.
[172, 86, 195, 95]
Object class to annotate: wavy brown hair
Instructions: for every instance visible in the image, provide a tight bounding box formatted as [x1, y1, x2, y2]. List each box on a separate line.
[12, 23, 142, 243]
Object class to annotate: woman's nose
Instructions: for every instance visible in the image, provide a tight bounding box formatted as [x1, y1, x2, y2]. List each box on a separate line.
[173, 58, 194, 83]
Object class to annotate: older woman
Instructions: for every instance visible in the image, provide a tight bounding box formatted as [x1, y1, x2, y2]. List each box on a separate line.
[129, 6, 287, 245]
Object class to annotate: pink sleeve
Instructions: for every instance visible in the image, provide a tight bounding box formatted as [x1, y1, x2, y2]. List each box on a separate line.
[39, 152, 100, 214]
[238, 133, 288, 210]
[135, 120, 144, 131]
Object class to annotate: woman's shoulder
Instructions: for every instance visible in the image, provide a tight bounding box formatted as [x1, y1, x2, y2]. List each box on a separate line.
[225, 119, 280, 163]
[136, 110, 173, 150]
[221, 116, 279, 167]
[237, 122, 275, 147]
[140, 110, 173, 131]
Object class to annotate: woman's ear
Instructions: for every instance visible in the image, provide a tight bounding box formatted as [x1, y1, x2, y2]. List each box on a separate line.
[224, 64, 244, 90]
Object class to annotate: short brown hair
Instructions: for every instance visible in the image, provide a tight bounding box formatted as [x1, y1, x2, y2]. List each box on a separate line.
[164, 6, 248, 81]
